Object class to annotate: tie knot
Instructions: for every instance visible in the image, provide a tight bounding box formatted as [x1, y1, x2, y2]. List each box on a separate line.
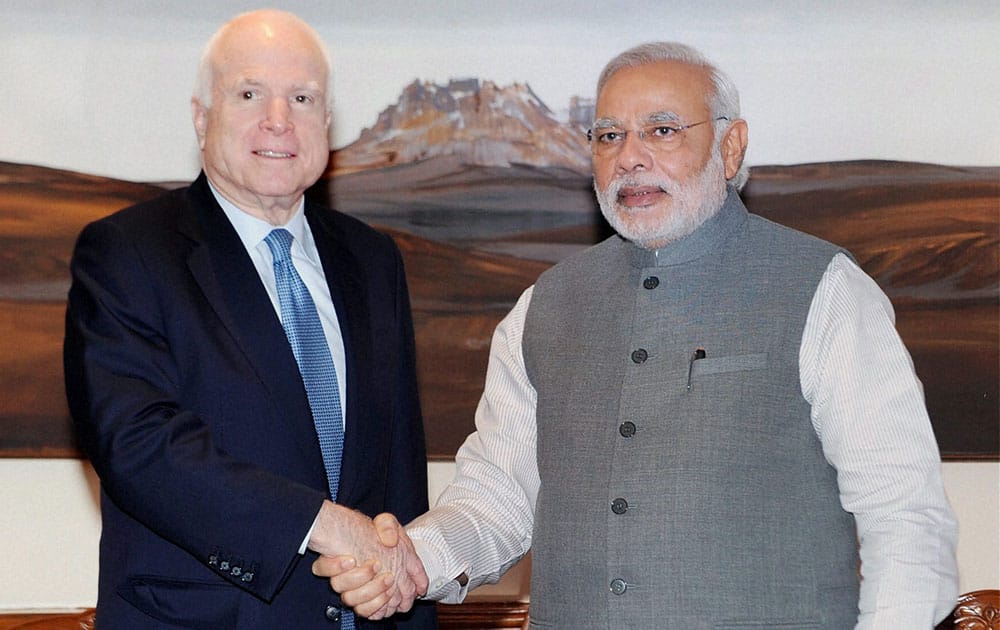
[264, 228, 294, 263]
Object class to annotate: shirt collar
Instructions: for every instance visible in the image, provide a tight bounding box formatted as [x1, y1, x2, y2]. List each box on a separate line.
[208, 183, 319, 265]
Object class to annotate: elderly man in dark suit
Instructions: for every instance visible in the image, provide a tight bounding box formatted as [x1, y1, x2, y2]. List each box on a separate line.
[63, 9, 435, 629]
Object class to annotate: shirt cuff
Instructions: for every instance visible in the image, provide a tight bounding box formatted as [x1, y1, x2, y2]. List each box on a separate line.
[413, 538, 470, 603]
[299, 510, 321, 555]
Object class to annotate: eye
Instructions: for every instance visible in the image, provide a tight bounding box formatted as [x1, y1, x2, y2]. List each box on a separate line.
[293, 94, 311, 104]
[596, 130, 624, 144]
[650, 125, 680, 138]
[241, 90, 257, 101]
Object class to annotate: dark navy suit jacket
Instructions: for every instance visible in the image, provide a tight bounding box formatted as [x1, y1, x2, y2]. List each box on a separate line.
[64, 173, 437, 629]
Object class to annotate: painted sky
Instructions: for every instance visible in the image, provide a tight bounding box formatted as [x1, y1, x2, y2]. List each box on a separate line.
[3, 0, 998, 182]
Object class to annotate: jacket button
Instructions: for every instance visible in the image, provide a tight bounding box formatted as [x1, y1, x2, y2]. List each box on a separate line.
[611, 498, 628, 514]
[643, 276, 659, 289]
[325, 605, 342, 622]
[630, 349, 648, 363]
[241, 571, 254, 583]
[619, 421, 636, 438]
[610, 578, 628, 595]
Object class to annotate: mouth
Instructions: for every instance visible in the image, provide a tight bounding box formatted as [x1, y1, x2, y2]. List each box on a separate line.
[253, 149, 295, 159]
[616, 185, 668, 207]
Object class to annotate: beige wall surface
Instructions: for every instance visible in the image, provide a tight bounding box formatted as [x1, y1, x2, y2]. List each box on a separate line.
[0, 459, 996, 610]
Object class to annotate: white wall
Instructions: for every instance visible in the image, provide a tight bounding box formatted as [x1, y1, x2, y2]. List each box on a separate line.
[2, 2, 998, 183]
[0, 458, 996, 610]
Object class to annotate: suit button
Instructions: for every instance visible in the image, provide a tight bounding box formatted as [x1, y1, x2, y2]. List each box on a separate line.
[643, 276, 659, 289]
[241, 571, 254, 583]
[325, 605, 342, 622]
[619, 421, 636, 438]
[610, 578, 628, 595]
[611, 498, 628, 514]
[630, 349, 648, 363]
[230, 566, 242, 577]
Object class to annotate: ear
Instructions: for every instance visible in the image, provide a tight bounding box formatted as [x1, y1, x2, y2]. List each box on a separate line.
[191, 98, 208, 150]
[720, 118, 748, 181]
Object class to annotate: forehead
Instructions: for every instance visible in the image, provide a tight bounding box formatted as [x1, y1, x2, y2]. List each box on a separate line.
[213, 19, 328, 87]
[596, 61, 712, 122]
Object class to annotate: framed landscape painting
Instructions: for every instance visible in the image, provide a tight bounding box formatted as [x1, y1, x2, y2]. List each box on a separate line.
[2, 3, 996, 460]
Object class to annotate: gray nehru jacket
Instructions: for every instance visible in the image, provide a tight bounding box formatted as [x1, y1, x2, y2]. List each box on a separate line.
[522, 191, 859, 629]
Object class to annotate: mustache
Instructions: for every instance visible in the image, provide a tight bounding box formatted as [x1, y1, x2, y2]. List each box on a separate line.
[601, 175, 680, 199]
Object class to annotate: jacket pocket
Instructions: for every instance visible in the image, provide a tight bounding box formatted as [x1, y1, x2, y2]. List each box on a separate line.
[118, 574, 240, 630]
[691, 352, 768, 377]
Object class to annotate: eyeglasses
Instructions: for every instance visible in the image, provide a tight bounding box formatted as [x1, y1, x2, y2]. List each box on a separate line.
[586, 117, 729, 157]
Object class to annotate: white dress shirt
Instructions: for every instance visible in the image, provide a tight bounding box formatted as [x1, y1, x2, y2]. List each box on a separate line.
[408, 252, 959, 628]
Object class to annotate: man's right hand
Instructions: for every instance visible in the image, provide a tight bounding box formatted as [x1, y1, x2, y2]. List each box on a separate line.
[308, 505, 426, 618]
[311, 510, 424, 619]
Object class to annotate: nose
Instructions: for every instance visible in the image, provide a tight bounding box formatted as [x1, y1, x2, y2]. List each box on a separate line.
[615, 131, 652, 173]
[261, 98, 293, 134]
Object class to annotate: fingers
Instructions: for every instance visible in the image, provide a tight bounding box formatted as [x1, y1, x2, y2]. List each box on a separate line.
[392, 525, 429, 595]
[341, 571, 397, 619]
[313, 557, 404, 619]
[389, 574, 413, 613]
[405, 547, 429, 595]
[312, 555, 357, 578]
[380, 540, 423, 605]
[371, 512, 427, 599]
[373, 512, 401, 547]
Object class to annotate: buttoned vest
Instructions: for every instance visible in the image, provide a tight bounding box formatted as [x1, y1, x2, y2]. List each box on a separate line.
[522, 193, 859, 629]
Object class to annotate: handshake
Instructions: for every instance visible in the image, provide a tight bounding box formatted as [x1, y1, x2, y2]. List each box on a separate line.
[307, 500, 427, 619]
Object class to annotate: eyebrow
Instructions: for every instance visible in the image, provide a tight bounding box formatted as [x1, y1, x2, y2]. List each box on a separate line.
[234, 77, 323, 94]
[591, 110, 683, 129]
[591, 117, 622, 130]
[646, 111, 683, 125]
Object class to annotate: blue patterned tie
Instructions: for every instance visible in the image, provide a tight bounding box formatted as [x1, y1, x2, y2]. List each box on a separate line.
[265, 229, 354, 629]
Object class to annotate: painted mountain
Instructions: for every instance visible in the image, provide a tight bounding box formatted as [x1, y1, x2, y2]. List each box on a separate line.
[1, 78, 996, 459]
[329, 78, 592, 175]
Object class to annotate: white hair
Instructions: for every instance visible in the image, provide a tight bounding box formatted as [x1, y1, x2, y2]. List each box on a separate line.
[597, 42, 748, 190]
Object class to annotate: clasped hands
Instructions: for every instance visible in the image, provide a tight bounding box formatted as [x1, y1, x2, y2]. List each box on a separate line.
[308, 501, 424, 619]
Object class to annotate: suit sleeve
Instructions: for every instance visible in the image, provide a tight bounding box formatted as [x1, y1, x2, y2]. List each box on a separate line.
[380, 236, 439, 627]
[383, 238, 430, 521]
[64, 218, 326, 601]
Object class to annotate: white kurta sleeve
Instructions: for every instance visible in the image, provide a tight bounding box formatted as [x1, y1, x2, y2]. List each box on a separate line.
[799, 253, 959, 628]
[409, 286, 540, 602]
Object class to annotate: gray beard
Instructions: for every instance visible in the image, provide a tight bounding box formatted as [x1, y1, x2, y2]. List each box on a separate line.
[594, 150, 728, 250]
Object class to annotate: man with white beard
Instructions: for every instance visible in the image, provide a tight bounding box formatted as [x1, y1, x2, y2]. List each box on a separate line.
[315, 41, 959, 629]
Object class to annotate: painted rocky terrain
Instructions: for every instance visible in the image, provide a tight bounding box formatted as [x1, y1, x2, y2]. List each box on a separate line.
[1, 158, 996, 458]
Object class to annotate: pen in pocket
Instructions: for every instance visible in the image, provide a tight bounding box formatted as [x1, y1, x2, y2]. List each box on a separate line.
[687, 347, 706, 390]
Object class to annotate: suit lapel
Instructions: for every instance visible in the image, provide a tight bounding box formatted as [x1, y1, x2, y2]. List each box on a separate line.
[305, 205, 381, 505]
[179, 176, 327, 482]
